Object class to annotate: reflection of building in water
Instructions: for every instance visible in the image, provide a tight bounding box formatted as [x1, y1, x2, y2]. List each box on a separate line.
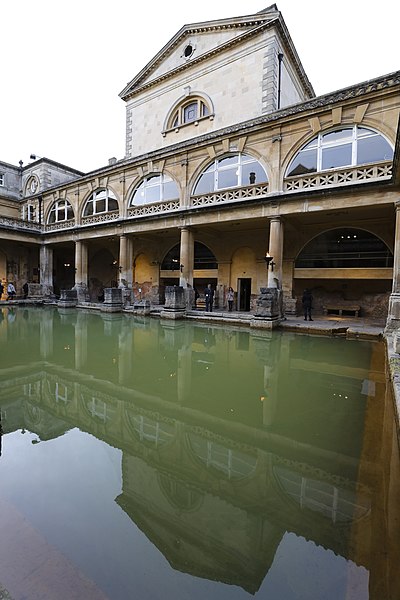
[0, 329, 398, 599]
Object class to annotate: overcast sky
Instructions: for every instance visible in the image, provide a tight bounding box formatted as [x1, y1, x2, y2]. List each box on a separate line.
[1, 0, 398, 173]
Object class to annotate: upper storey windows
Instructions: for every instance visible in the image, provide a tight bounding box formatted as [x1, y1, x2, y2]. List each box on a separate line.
[129, 174, 179, 205]
[286, 126, 393, 177]
[48, 199, 74, 224]
[83, 189, 118, 217]
[194, 153, 268, 195]
[164, 94, 214, 135]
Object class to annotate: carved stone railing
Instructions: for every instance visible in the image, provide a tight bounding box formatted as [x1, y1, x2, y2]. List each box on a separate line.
[127, 200, 180, 218]
[284, 161, 392, 191]
[191, 183, 269, 207]
[81, 210, 120, 226]
[0, 215, 42, 232]
[45, 219, 76, 232]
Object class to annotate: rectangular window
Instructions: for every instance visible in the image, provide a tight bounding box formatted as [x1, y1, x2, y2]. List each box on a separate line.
[0, 173, 4, 186]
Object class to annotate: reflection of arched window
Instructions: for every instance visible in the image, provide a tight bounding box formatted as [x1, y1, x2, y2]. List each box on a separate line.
[161, 241, 217, 270]
[188, 433, 257, 480]
[295, 228, 393, 268]
[194, 153, 268, 195]
[126, 412, 175, 448]
[166, 95, 212, 130]
[274, 466, 370, 523]
[47, 199, 74, 223]
[159, 474, 202, 511]
[83, 189, 118, 217]
[286, 126, 393, 177]
[129, 174, 179, 206]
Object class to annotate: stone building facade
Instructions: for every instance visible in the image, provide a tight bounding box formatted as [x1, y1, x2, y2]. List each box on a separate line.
[0, 4, 399, 322]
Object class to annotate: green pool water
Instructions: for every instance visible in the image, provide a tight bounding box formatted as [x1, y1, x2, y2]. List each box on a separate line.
[0, 306, 398, 600]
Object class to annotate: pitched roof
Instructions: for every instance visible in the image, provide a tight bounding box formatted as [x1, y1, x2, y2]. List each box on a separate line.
[119, 5, 314, 101]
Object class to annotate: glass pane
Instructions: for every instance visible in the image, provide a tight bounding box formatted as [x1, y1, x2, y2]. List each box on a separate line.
[163, 180, 179, 200]
[83, 201, 93, 216]
[66, 206, 74, 220]
[287, 149, 317, 176]
[131, 189, 144, 205]
[322, 129, 353, 145]
[48, 210, 56, 223]
[183, 102, 197, 122]
[201, 103, 209, 117]
[96, 198, 106, 213]
[217, 167, 238, 189]
[241, 161, 268, 185]
[357, 127, 374, 138]
[321, 144, 352, 170]
[146, 175, 162, 186]
[218, 156, 238, 168]
[303, 138, 318, 149]
[108, 198, 118, 211]
[357, 136, 393, 164]
[145, 185, 161, 203]
[194, 172, 214, 195]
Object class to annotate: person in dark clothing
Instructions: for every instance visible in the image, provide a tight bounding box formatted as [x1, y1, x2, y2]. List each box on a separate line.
[302, 289, 313, 321]
[204, 284, 215, 312]
[22, 282, 29, 299]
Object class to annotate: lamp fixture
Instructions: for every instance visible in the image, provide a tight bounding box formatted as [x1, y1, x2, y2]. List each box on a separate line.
[264, 255, 275, 271]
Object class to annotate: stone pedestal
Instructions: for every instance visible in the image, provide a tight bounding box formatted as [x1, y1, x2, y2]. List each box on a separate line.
[101, 287, 123, 313]
[58, 289, 78, 308]
[386, 293, 400, 332]
[161, 286, 186, 320]
[251, 287, 282, 329]
[73, 283, 89, 303]
[133, 300, 151, 315]
[283, 296, 297, 315]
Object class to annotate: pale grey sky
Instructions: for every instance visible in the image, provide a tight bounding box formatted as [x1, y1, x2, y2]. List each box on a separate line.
[1, 0, 398, 173]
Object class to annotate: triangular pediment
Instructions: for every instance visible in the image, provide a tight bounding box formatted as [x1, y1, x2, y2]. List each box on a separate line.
[119, 5, 281, 100]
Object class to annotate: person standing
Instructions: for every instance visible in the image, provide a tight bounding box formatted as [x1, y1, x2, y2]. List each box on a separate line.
[0, 281, 3, 300]
[204, 284, 214, 312]
[302, 288, 313, 321]
[227, 286, 234, 312]
[7, 282, 16, 300]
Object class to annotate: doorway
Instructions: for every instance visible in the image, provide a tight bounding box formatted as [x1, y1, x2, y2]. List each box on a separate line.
[237, 278, 251, 311]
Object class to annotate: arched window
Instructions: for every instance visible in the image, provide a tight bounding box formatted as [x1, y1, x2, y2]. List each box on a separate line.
[165, 95, 213, 131]
[193, 153, 268, 195]
[83, 188, 118, 217]
[129, 174, 179, 206]
[295, 228, 393, 268]
[47, 199, 74, 224]
[286, 126, 393, 177]
[161, 242, 217, 270]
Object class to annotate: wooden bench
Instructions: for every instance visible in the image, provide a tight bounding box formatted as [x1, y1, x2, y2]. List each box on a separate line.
[323, 304, 361, 317]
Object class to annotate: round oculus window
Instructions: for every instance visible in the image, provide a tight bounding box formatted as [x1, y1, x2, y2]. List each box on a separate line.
[184, 44, 193, 58]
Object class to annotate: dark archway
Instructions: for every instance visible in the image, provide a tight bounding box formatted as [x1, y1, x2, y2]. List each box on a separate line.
[295, 228, 393, 268]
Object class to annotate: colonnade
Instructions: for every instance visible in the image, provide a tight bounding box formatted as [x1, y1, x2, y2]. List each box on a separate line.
[39, 216, 285, 304]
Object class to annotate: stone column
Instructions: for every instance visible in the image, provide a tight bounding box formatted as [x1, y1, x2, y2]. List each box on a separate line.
[179, 227, 194, 287]
[387, 201, 400, 329]
[73, 240, 88, 301]
[267, 217, 283, 288]
[39, 245, 54, 297]
[118, 234, 133, 305]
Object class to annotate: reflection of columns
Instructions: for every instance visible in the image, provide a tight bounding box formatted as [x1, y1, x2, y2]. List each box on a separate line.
[75, 312, 88, 370]
[74, 240, 88, 287]
[118, 322, 133, 384]
[39, 308, 53, 358]
[39, 245, 54, 295]
[179, 227, 194, 287]
[267, 217, 283, 288]
[177, 327, 193, 403]
[387, 201, 400, 327]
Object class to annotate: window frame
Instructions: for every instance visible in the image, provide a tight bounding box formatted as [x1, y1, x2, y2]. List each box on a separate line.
[129, 173, 179, 206]
[164, 95, 214, 134]
[47, 199, 74, 224]
[193, 153, 268, 195]
[83, 188, 119, 217]
[286, 125, 393, 177]
[0, 173, 4, 186]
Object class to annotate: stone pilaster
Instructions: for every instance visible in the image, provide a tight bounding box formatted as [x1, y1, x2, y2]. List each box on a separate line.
[39, 245, 54, 297]
[386, 201, 400, 330]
